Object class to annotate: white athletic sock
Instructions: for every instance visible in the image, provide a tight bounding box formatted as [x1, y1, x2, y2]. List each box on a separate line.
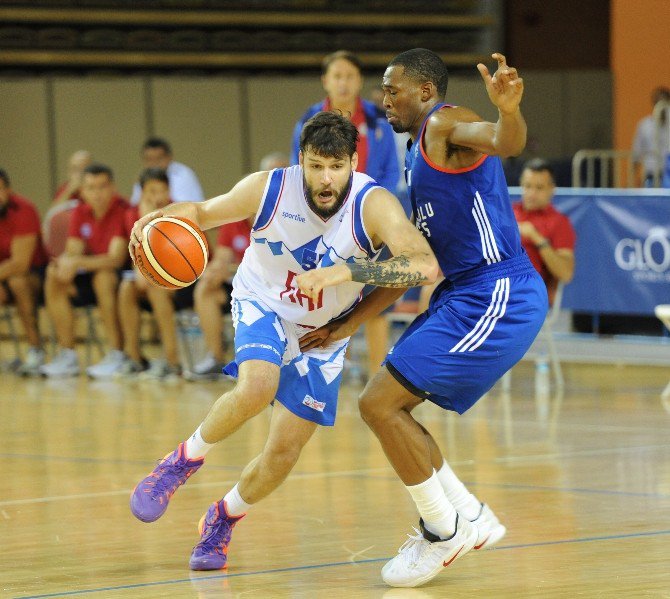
[435, 460, 482, 521]
[405, 470, 458, 539]
[223, 483, 251, 517]
[185, 425, 215, 459]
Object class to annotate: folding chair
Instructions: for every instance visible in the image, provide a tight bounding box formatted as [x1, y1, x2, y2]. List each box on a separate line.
[654, 304, 670, 401]
[42, 200, 105, 364]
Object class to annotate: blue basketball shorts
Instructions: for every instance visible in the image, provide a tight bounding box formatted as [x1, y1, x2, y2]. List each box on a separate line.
[223, 297, 348, 426]
[386, 255, 548, 414]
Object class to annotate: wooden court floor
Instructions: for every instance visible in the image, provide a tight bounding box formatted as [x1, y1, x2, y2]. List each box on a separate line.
[1, 356, 670, 598]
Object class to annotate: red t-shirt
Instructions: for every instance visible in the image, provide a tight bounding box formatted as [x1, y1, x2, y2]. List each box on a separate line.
[216, 220, 251, 263]
[124, 200, 174, 238]
[68, 196, 128, 255]
[0, 193, 48, 267]
[323, 97, 369, 173]
[513, 201, 576, 300]
[53, 181, 82, 202]
[124, 205, 140, 239]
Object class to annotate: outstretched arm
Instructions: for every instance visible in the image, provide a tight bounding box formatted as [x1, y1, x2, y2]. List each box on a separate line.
[128, 171, 266, 263]
[296, 187, 438, 300]
[448, 52, 527, 158]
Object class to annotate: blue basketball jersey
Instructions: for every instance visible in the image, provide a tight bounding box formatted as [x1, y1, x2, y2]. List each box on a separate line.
[406, 103, 525, 281]
[387, 102, 548, 413]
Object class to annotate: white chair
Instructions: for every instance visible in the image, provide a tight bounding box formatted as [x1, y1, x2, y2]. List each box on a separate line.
[653, 304, 670, 401]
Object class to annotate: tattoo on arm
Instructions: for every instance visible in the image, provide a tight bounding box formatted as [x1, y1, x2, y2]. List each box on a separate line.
[348, 255, 429, 287]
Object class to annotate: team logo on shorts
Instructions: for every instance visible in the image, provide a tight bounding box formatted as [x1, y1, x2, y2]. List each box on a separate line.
[302, 394, 325, 412]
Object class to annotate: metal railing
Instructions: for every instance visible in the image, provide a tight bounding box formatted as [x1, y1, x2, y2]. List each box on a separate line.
[572, 100, 670, 188]
[572, 149, 635, 188]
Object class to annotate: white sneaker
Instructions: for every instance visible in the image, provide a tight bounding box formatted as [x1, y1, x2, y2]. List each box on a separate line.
[184, 353, 226, 381]
[138, 359, 182, 381]
[381, 516, 478, 588]
[86, 350, 126, 379]
[39, 348, 80, 378]
[471, 503, 506, 550]
[113, 356, 149, 378]
[17, 347, 46, 376]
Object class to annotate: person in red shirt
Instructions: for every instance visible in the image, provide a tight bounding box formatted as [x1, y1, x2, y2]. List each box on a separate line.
[115, 168, 182, 380]
[187, 218, 251, 379]
[40, 163, 129, 378]
[0, 169, 48, 374]
[513, 158, 576, 304]
[51, 150, 92, 205]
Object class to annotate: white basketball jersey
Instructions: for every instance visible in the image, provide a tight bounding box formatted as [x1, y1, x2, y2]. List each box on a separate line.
[233, 165, 382, 329]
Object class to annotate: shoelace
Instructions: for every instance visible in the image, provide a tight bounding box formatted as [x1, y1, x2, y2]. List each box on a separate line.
[148, 459, 196, 498]
[198, 513, 233, 555]
[396, 527, 431, 566]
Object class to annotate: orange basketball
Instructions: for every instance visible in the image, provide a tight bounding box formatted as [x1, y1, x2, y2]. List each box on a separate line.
[135, 216, 209, 289]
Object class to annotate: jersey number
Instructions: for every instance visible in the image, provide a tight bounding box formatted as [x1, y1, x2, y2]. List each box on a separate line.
[280, 270, 323, 312]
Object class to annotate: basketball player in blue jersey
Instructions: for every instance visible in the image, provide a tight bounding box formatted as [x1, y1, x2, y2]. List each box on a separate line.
[126, 112, 439, 572]
[298, 50, 548, 587]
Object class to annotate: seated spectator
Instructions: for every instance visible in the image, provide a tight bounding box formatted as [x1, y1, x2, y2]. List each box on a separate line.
[0, 169, 48, 375]
[116, 168, 182, 380]
[187, 218, 251, 380]
[632, 86, 670, 187]
[52, 150, 92, 204]
[513, 159, 576, 304]
[129, 137, 204, 206]
[40, 164, 128, 378]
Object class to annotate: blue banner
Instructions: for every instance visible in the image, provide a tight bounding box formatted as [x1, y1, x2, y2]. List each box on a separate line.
[508, 188, 670, 315]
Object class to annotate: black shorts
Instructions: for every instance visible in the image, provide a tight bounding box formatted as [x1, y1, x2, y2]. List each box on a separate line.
[135, 281, 232, 314]
[1, 265, 46, 306]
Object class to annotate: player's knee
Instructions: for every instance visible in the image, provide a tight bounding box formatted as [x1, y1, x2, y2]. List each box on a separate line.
[234, 378, 276, 413]
[264, 443, 301, 475]
[358, 391, 385, 427]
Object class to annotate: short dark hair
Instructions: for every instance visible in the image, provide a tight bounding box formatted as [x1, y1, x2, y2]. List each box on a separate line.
[321, 50, 362, 76]
[0, 168, 9, 187]
[299, 111, 359, 159]
[522, 158, 555, 184]
[388, 48, 449, 99]
[139, 167, 169, 188]
[83, 163, 114, 181]
[142, 137, 172, 155]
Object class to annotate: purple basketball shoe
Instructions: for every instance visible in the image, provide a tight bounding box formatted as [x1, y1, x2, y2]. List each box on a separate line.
[130, 442, 204, 523]
[189, 500, 245, 570]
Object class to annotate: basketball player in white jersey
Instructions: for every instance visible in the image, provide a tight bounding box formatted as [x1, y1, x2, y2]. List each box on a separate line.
[127, 111, 438, 571]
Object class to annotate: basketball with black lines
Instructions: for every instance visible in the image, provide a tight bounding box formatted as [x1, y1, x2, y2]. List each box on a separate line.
[136, 216, 209, 289]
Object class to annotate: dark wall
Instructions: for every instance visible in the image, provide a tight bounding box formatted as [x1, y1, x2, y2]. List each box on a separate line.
[505, 0, 610, 69]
